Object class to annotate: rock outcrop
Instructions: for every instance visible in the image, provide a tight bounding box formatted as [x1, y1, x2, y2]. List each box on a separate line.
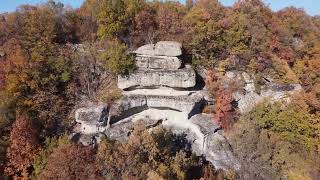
[73, 41, 241, 171]
[113, 88, 204, 116]
[225, 71, 302, 114]
[136, 55, 182, 70]
[117, 67, 196, 89]
[105, 109, 240, 170]
[75, 105, 109, 134]
[134, 41, 182, 57]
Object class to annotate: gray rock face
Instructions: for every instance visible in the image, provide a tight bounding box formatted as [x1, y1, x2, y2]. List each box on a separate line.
[74, 41, 240, 171]
[134, 41, 182, 57]
[75, 105, 108, 125]
[189, 114, 239, 170]
[114, 92, 204, 116]
[75, 105, 108, 134]
[106, 117, 162, 141]
[226, 71, 303, 114]
[107, 109, 240, 170]
[163, 113, 240, 170]
[118, 67, 196, 89]
[105, 121, 133, 141]
[72, 133, 104, 146]
[136, 55, 182, 70]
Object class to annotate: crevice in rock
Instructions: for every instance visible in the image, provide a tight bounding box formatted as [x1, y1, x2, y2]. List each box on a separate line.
[110, 105, 148, 124]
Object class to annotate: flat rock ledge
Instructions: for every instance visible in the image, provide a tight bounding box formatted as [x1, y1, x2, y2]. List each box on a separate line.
[118, 67, 196, 89]
[112, 90, 205, 118]
[136, 55, 182, 70]
[134, 41, 182, 57]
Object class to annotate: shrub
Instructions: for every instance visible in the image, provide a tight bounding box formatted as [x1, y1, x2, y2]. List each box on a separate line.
[101, 39, 135, 75]
[229, 97, 320, 179]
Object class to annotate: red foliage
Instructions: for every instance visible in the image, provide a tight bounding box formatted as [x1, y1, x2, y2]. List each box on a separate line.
[5, 114, 39, 178]
[206, 70, 238, 130]
[214, 89, 237, 130]
[39, 144, 99, 179]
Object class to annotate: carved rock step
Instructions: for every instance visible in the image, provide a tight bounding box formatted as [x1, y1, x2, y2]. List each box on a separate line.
[134, 41, 182, 57]
[118, 67, 196, 89]
[136, 55, 182, 70]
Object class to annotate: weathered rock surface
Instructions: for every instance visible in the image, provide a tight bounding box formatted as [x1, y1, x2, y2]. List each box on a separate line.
[225, 71, 302, 114]
[136, 55, 182, 70]
[75, 105, 108, 125]
[105, 121, 133, 141]
[105, 109, 239, 170]
[75, 105, 108, 134]
[71, 133, 104, 146]
[113, 89, 204, 117]
[134, 41, 182, 57]
[118, 67, 196, 89]
[73, 41, 240, 171]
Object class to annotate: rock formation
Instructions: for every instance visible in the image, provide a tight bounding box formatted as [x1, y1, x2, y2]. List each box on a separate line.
[73, 41, 240, 171]
[225, 71, 302, 114]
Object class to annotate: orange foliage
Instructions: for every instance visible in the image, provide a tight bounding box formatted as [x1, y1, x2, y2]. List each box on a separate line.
[39, 144, 99, 179]
[5, 114, 39, 178]
[206, 70, 239, 130]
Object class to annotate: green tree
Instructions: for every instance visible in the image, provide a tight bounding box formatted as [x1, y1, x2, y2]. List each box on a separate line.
[95, 0, 145, 41]
[101, 39, 135, 75]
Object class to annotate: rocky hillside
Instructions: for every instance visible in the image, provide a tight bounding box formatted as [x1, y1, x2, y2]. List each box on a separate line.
[0, 0, 319, 179]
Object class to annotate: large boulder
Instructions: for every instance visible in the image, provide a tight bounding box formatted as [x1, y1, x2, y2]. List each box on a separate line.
[75, 105, 108, 126]
[134, 41, 182, 57]
[189, 114, 240, 170]
[136, 55, 182, 70]
[118, 67, 196, 89]
[75, 105, 109, 135]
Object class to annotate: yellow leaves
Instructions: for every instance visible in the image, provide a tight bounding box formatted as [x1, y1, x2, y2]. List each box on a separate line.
[287, 171, 312, 180]
[147, 171, 164, 180]
[271, 56, 299, 83]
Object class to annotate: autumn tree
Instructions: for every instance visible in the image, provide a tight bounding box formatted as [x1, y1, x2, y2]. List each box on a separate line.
[230, 97, 320, 179]
[154, 2, 188, 42]
[32, 134, 69, 179]
[100, 39, 135, 75]
[95, 0, 145, 42]
[131, 6, 157, 46]
[5, 114, 39, 178]
[206, 70, 240, 129]
[38, 143, 99, 179]
[96, 123, 201, 179]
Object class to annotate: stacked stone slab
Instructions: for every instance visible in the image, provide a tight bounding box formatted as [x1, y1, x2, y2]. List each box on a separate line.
[116, 41, 203, 118]
[73, 41, 240, 170]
